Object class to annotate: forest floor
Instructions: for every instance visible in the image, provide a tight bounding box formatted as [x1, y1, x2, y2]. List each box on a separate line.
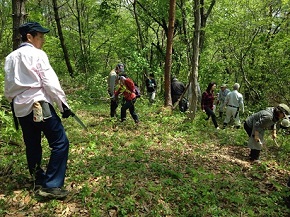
[1, 97, 290, 216]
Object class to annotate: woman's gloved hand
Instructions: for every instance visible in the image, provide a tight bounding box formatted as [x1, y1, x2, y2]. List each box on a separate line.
[62, 104, 74, 118]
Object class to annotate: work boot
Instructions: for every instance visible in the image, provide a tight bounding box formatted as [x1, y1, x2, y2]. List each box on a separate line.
[39, 188, 69, 199]
[249, 149, 260, 161]
[235, 125, 240, 129]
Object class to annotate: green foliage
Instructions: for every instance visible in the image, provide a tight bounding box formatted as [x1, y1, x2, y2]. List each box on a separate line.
[0, 70, 21, 144]
[202, 0, 290, 104]
[43, 36, 69, 76]
[0, 110, 20, 141]
[1, 0, 290, 107]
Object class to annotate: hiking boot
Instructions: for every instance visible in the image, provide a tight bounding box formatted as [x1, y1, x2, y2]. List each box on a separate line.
[38, 188, 68, 199]
[249, 149, 260, 161]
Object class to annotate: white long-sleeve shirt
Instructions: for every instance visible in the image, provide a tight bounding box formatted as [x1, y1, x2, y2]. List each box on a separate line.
[4, 42, 69, 117]
[107, 69, 118, 96]
[225, 90, 244, 113]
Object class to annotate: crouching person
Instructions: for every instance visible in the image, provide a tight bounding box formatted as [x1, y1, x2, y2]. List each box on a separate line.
[243, 104, 290, 162]
[113, 76, 139, 124]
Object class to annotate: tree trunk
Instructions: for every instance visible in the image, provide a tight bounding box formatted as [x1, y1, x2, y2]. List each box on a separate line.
[133, 0, 147, 91]
[75, 0, 88, 75]
[12, 0, 26, 50]
[0, 2, 9, 44]
[200, 0, 215, 52]
[179, 0, 192, 70]
[187, 0, 201, 120]
[133, 0, 145, 51]
[164, 0, 176, 108]
[52, 0, 74, 78]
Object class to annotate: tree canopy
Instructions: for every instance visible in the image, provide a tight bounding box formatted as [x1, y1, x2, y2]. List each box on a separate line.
[1, 0, 289, 107]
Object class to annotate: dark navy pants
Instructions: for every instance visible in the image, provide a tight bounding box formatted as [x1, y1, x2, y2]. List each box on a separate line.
[205, 106, 218, 128]
[109, 92, 118, 117]
[18, 105, 69, 188]
[121, 98, 138, 122]
[110, 99, 118, 117]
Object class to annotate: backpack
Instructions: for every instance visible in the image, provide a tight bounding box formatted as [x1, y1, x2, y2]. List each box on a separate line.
[124, 78, 141, 98]
[134, 84, 141, 98]
[180, 98, 188, 112]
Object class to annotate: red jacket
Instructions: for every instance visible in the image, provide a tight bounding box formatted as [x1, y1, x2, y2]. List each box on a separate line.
[115, 78, 136, 100]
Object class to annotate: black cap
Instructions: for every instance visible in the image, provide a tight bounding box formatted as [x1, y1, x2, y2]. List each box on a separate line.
[19, 22, 50, 36]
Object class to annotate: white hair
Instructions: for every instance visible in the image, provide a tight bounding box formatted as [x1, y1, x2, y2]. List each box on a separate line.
[233, 83, 240, 90]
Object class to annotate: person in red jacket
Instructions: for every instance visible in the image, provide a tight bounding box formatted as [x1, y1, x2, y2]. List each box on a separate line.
[114, 76, 139, 124]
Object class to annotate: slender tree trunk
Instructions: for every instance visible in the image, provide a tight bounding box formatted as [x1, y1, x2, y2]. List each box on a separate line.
[75, 0, 88, 75]
[164, 0, 176, 108]
[133, 0, 144, 51]
[179, 0, 192, 70]
[200, 0, 215, 52]
[12, 0, 26, 50]
[0, 1, 9, 44]
[133, 0, 146, 91]
[187, 0, 201, 120]
[52, 0, 74, 77]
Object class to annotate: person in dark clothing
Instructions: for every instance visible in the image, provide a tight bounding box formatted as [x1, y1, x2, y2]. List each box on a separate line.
[107, 63, 125, 117]
[145, 73, 157, 103]
[171, 78, 187, 112]
[201, 82, 219, 129]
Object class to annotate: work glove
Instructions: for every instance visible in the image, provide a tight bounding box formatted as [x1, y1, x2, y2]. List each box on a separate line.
[62, 104, 73, 118]
[254, 136, 260, 143]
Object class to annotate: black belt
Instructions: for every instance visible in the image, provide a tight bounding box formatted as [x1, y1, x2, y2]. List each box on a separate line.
[228, 105, 238, 108]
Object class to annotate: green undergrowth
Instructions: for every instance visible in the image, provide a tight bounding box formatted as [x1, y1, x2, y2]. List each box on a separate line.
[1, 95, 290, 216]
